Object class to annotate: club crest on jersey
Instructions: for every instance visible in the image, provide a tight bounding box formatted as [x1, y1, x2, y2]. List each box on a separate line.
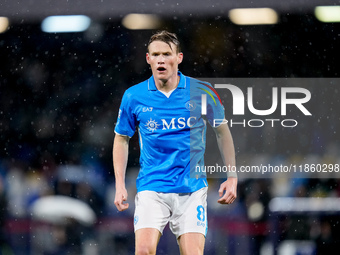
[145, 118, 160, 132]
[185, 101, 196, 111]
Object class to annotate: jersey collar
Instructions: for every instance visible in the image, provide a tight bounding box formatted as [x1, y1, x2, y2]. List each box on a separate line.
[148, 71, 186, 91]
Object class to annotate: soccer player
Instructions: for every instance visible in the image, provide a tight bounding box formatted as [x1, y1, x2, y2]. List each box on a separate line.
[113, 30, 237, 255]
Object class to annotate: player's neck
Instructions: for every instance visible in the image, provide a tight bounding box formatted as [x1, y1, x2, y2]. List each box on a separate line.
[155, 74, 180, 93]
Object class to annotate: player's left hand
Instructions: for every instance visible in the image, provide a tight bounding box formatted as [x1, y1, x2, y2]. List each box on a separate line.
[217, 177, 237, 204]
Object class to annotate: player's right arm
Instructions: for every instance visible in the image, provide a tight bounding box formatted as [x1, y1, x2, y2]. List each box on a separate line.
[113, 133, 130, 211]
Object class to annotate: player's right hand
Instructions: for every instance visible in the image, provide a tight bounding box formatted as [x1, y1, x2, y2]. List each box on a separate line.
[114, 188, 129, 211]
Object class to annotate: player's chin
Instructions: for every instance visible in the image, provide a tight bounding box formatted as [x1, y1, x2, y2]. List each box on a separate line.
[156, 72, 168, 78]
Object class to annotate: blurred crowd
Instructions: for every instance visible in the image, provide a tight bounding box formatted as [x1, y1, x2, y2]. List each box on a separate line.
[0, 15, 340, 254]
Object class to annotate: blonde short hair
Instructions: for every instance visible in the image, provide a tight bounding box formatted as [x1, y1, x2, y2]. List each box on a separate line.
[147, 30, 181, 53]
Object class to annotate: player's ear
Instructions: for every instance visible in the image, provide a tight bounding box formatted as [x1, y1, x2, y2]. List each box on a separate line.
[146, 53, 150, 64]
[177, 52, 183, 64]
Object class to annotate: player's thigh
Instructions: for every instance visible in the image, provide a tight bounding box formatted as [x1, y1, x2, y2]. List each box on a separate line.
[169, 187, 208, 239]
[178, 232, 205, 255]
[134, 191, 171, 234]
[135, 228, 161, 255]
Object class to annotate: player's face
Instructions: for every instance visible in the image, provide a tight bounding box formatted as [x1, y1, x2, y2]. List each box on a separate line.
[146, 41, 183, 84]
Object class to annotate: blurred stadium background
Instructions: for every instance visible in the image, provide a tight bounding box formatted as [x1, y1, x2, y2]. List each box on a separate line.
[1, 0, 340, 254]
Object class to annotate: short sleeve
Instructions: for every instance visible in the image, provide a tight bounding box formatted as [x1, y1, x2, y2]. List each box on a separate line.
[114, 91, 137, 137]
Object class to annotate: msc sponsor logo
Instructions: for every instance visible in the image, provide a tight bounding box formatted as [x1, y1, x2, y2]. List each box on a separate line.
[161, 117, 197, 130]
[145, 118, 160, 132]
[145, 117, 197, 132]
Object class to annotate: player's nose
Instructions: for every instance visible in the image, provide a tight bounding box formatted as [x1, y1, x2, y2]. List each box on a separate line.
[157, 55, 165, 62]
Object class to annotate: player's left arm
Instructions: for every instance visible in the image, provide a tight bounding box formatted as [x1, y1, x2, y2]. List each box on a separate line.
[214, 123, 237, 204]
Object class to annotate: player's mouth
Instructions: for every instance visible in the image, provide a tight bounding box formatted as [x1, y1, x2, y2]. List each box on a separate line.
[157, 67, 166, 73]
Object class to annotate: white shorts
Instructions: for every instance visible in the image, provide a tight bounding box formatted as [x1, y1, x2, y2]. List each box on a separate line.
[134, 187, 208, 239]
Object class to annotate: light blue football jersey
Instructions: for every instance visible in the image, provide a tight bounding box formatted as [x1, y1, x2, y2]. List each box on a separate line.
[115, 72, 225, 193]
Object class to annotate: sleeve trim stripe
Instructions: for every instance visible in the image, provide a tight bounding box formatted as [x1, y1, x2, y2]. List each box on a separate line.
[198, 82, 223, 106]
[114, 131, 132, 138]
[198, 87, 217, 106]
